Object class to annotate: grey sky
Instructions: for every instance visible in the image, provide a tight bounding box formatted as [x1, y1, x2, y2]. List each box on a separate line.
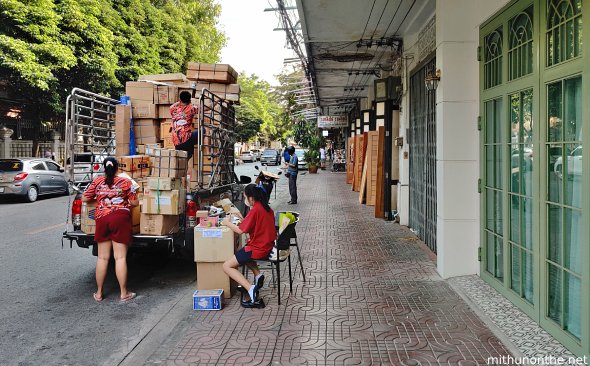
[217, 0, 295, 85]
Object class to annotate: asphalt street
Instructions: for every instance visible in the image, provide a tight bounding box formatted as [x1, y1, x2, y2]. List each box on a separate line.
[0, 161, 294, 366]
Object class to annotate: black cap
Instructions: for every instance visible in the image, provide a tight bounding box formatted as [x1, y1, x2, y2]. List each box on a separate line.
[286, 146, 295, 155]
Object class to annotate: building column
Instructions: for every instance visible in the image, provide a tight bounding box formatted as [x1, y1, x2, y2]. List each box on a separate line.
[435, 0, 481, 278]
[49, 129, 60, 161]
[0, 126, 13, 159]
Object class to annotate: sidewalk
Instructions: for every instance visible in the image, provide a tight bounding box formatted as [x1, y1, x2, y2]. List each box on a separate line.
[164, 171, 514, 365]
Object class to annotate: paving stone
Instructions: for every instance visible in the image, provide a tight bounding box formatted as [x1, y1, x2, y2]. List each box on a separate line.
[164, 172, 514, 365]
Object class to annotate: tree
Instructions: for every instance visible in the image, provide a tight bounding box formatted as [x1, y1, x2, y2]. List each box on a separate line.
[0, 0, 226, 156]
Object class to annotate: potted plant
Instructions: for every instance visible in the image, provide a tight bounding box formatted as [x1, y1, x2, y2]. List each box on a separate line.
[304, 149, 320, 173]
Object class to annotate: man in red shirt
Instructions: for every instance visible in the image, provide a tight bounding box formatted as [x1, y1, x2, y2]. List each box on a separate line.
[171, 91, 201, 160]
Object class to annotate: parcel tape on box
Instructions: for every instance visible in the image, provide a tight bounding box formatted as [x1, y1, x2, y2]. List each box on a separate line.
[118, 155, 150, 179]
[133, 120, 160, 145]
[187, 63, 238, 84]
[151, 150, 188, 178]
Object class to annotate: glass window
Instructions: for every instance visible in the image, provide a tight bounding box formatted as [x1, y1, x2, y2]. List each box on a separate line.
[509, 6, 534, 80]
[485, 26, 504, 89]
[46, 162, 61, 171]
[31, 162, 46, 171]
[547, 0, 582, 66]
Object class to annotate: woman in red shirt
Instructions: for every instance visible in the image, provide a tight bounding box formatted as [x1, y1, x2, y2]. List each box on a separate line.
[82, 157, 139, 303]
[222, 184, 277, 307]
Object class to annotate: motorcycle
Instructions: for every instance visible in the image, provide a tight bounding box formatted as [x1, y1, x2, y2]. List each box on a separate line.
[254, 165, 282, 201]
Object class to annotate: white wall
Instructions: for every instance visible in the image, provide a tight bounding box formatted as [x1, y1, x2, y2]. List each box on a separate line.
[435, 0, 509, 278]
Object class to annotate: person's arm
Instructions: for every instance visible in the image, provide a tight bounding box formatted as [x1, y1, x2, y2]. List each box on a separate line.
[81, 180, 97, 202]
[222, 217, 244, 235]
[129, 199, 139, 207]
[81, 196, 93, 202]
[171, 102, 180, 109]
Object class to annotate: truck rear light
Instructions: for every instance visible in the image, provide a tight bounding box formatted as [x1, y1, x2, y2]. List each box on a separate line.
[14, 173, 28, 181]
[72, 199, 82, 226]
[186, 200, 197, 228]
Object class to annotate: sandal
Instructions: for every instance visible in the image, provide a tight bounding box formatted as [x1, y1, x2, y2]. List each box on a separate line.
[93, 293, 103, 302]
[120, 292, 137, 303]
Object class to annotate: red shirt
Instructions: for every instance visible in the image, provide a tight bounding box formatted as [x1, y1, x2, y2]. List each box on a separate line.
[239, 202, 277, 259]
[170, 104, 198, 146]
[83, 176, 138, 219]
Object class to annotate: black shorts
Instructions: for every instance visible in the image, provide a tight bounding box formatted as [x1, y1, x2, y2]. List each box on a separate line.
[235, 247, 254, 265]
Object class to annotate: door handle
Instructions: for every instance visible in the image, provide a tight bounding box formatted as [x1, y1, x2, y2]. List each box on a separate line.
[36, 176, 40, 178]
[51, 177, 54, 179]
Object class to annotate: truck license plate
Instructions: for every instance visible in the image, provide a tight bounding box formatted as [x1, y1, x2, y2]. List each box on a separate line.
[0, 187, 4, 193]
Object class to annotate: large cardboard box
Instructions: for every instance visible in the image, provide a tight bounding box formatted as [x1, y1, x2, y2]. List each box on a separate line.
[125, 82, 154, 104]
[133, 119, 160, 145]
[81, 201, 97, 234]
[194, 82, 241, 103]
[151, 149, 188, 178]
[194, 226, 240, 262]
[161, 122, 173, 139]
[116, 105, 131, 156]
[158, 105, 172, 119]
[137, 143, 162, 155]
[118, 155, 150, 179]
[193, 290, 224, 310]
[116, 143, 131, 157]
[146, 177, 183, 191]
[187, 63, 238, 84]
[196, 262, 238, 299]
[131, 205, 141, 234]
[143, 189, 186, 215]
[163, 137, 174, 149]
[138, 73, 189, 85]
[140, 213, 179, 235]
[154, 85, 177, 104]
[131, 104, 158, 119]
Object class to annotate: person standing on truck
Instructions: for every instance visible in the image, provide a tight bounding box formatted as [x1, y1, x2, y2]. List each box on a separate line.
[221, 184, 277, 308]
[284, 145, 298, 204]
[82, 157, 139, 303]
[171, 91, 201, 161]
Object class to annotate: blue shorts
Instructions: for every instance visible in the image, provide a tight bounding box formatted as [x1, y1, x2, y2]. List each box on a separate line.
[235, 247, 254, 265]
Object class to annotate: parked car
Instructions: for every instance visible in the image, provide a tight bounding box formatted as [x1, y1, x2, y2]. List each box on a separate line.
[240, 151, 255, 163]
[0, 158, 69, 202]
[250, 149, 262, 161]
[260, 149, 281, 166]
[294, 148, 308, 170]
[554, 145, 582, 179]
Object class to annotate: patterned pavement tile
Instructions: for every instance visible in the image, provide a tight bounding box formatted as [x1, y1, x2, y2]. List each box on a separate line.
[164, 172, 519, 365]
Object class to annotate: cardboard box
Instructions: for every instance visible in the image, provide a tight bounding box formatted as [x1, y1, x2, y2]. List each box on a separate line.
[138, 73, 189, 85]
[146, 177, 183, 191]
[137, 143, 162, 155]
[194, 82, 241, 103]
[196, 262, 238, 299]
[133, 119, 160, 145]
[193, 289, 224, 310]
[118, 155, 150, 179]
[158, 105, 172, 119]
[126, 82, 155, 104]
[116, 104, 131, 138]
[153, 85, 177, 104]
[131, 205, 141, 234]
[163, 137, 174, 149]
[151, 149, 188, 178]
[116, 143, 130, 157]
[194, 226, 240, 262]
[161, 122, 173, 139]
[187, 63, 238, 84]
[131, 104, 158, 119]
[81, 201, 97, 234]
[143, 189, 186, 215]
[140, 213, 179, 235]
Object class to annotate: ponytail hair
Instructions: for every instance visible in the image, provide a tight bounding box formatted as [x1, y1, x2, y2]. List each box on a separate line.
[244, 183, 271, 212]
[103, 157, 118, 188]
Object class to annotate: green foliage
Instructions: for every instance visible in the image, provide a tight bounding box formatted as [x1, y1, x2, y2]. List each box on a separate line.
[0, 0, 226, 128]
[234, 73, 281, 144]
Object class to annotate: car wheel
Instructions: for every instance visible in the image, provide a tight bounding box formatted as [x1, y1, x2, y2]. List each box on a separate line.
[25, 185, 38, 203]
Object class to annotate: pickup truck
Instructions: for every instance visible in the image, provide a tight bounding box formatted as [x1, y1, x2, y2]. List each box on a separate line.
[62, 88, 249, 257]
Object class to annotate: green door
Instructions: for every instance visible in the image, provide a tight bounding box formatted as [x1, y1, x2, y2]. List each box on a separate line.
[480, 0, 589, 357]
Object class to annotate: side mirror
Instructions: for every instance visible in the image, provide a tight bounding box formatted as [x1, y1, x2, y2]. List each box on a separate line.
[240, 175, 252, 184]
[278, 172, 282, 175]
[254, 165, 259, 170]
[59, 167, 65, 172]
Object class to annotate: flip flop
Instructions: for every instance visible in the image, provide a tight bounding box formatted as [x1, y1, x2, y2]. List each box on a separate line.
[93, 293, 103, 302]
[120, 292, 137, 303]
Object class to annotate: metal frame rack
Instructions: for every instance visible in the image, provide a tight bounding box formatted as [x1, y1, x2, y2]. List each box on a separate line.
[197, 89, 237, 191]
[64, 88, 119, 188]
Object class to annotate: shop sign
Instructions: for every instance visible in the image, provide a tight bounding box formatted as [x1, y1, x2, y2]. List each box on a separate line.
[318, 116, 348, 128]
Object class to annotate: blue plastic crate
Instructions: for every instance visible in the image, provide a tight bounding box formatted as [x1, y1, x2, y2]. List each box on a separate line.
[193, 289, 224, 310]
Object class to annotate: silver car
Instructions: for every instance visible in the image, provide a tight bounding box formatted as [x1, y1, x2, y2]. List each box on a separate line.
[0, 158, 69, 202]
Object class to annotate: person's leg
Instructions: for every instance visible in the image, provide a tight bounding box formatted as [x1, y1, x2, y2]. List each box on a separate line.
[112, 241, 133, 300]
[245, 261, 261, 277]
[292, 175, 298, 202]
[95, 240, 112, 300]
[222, 255, 253, 290]
[288, 175, 295, 202]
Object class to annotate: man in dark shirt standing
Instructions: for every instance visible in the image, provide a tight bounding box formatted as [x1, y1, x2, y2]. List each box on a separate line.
[284, 146, 298, 204]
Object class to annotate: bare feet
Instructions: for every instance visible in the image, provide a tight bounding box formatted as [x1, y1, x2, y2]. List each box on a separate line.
[120, 292, 137, 303]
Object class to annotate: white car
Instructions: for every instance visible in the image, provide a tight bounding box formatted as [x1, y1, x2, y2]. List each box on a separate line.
[294, 149, 308, 170]
[554, 145, 582, 179]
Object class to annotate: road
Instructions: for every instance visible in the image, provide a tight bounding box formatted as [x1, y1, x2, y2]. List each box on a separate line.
[0, 161, 294, 366]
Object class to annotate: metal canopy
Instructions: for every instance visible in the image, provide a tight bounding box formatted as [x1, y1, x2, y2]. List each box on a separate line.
[295, 0, 435, 112]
